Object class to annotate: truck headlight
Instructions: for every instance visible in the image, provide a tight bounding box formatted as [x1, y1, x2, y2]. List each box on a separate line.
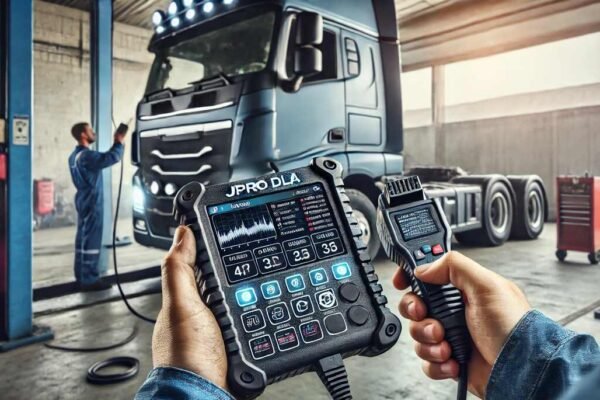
[203, 2, 214, 13]
[133, 186, 145, 213]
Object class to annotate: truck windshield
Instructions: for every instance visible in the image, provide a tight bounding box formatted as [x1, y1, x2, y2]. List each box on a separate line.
[146, 10, 276, 94]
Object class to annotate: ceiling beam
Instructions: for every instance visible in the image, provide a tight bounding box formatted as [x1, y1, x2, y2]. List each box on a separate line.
[400, 0, 600, 71]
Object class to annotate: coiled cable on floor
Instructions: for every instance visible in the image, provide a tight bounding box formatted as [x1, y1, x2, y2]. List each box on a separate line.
[87, 356, 140, 384]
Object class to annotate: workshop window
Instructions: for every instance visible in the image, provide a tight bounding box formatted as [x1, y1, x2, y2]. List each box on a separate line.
[444, 32, 600, 122]
[401, 67, 432, 128]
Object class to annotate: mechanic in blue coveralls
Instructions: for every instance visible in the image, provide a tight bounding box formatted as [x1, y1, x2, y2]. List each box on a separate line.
[68, 122, 126, 291]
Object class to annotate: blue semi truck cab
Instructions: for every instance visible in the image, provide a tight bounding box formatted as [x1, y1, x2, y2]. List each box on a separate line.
[131, 0, 547, 255]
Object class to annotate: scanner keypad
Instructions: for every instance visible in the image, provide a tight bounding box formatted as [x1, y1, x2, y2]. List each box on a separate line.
[236, 263, 367, 361]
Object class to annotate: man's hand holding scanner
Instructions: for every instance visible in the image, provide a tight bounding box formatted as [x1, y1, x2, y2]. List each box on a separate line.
[394, 251, 530, 398]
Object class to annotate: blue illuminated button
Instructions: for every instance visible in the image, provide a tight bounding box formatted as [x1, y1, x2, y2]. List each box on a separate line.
[421, 244, 432, 254]
[235, 288, 257, 307]
[309, 268, 329, 286]
[331, 262, 352, 280]
[285, 274, 305, 293]
[260, 281, 281, 300]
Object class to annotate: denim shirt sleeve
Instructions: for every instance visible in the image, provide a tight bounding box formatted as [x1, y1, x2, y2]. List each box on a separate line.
[134, 367, 234, 400]
[486, 310, 600, 400]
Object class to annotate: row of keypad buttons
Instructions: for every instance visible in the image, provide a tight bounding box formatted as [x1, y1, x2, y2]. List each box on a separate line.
[414, 243, 445, 261]
[235, 262, 352, 307]
[240, 289, 339, 332]
[248, 313, 349, 360]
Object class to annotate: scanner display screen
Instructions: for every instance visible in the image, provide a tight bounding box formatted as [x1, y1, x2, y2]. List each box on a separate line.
[208, 184, 346, 284]
[396, 208, 439, 241]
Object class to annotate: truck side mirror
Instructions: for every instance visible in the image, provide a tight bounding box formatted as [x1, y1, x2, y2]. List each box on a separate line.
[296, 12, 323, 46]
[276, 12, 323, 92]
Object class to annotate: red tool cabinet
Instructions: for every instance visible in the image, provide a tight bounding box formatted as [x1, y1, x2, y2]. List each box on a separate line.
[556, 175, 600, 264]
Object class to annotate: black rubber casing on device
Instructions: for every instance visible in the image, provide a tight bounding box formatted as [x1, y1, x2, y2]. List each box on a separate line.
[173, 158, 400, 399]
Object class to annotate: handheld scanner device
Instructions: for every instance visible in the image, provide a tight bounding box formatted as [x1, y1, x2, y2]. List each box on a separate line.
[173, 158, 400, 399]
[376, 176, 471, 400]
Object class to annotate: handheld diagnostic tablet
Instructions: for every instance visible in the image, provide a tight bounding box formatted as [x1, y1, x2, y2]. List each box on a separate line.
[173, 158, 400, 399]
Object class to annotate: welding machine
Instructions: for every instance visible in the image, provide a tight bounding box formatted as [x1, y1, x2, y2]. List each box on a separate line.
[173, 157, 400, 400]
[555, 174, 600, 264]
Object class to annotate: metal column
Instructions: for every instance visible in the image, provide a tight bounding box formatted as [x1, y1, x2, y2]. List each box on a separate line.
[0, 0, 53, 350]
[90, 0, 113, 275]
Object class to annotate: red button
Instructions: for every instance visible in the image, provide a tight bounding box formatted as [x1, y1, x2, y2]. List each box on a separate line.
[432, 244, 444, 255]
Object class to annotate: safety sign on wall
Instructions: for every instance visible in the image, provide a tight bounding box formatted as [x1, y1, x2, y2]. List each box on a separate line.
[12, 116, 29, 146]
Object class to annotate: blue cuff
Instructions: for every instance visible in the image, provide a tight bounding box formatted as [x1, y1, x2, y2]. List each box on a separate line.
[486, 310, 577, 399]
[135, 367, 233, 400]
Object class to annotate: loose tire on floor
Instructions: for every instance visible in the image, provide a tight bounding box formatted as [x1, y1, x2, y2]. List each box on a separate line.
[455, 180, 514, 247]
[346, 188, 381, 259]
[508, 176, 547, 240]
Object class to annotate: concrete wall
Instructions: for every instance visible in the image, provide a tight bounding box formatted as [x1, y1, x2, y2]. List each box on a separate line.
[404, 101, 600, 219]
[33, 0, 153, 225]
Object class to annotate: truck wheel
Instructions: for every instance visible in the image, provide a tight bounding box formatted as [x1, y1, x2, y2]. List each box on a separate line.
[589, 252, 599, 265]
[510, 179, 545, 239]
[346, 189, 381, 259]
[556, 250, 567, 262]
[455, 181, 513, 246]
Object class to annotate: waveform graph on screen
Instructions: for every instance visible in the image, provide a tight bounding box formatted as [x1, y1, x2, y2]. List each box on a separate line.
[212, 204, 277, 249]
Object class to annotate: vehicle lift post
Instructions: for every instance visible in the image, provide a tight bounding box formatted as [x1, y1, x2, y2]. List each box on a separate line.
[0, 0, 53, 350]
[90, 0, 114, 276]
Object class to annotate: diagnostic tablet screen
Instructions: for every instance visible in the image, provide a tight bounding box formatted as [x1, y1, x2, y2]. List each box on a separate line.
[396, 208, 439, 241]
[208, 183, 346, 284]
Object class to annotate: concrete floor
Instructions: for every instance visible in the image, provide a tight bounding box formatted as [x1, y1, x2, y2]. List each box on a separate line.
[33, 219, 164, 284]
[3, 223, 600, 400]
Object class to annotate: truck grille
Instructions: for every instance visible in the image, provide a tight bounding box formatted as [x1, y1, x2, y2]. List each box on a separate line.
[139, 120, 233, 238]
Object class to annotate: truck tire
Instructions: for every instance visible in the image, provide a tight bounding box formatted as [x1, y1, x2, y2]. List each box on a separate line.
[509, 177, 546, 240]
[346, 188, 381, 259]
[455, 181, 514, 246]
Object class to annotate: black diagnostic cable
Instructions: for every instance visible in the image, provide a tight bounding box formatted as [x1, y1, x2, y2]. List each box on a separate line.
[44, 326, 138, 352]
[315, 354, 352, 400]
[112, 143, 157, 324]
[377, 176, 471, 400]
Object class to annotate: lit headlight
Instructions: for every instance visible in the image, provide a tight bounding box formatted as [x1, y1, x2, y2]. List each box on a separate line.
[168, 1, 178, 15]
[185, 8, 196, 20]
[171, 17, 181, 28]
[152, 10, 164, 26]
[150, 181, 161, 195]
[156, 25, 165, 34]
[203, 2, 214, 13]
[223, 0, 234, 5]
[133, 186, 145, 213]
[183, 0, 194, 7]
[164, 183, 178, 196]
